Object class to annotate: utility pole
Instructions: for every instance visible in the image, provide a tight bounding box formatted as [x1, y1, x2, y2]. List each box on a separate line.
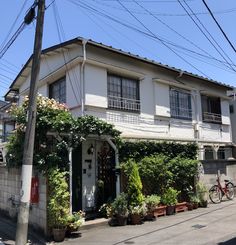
[15, 0, 45, 244]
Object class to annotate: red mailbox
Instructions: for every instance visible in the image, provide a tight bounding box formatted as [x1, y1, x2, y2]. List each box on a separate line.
[30, 176, 39, 204]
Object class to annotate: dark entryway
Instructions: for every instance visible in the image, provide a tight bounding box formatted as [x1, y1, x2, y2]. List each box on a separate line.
[72, 145, 82, 211]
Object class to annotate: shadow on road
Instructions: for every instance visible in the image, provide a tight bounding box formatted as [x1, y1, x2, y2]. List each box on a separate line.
[219, 237, 236, 245]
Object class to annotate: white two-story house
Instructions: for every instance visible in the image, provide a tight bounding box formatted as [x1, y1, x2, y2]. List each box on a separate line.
[4, 37, 234, 211]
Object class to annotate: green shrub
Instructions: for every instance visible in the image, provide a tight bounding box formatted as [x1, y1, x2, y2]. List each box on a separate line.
[162, 187, 179, 206]
[145, 195, 161, 211]
[138, 154, 173, 195]
[167, 156, 199, 200]
[125, 159, 144, 207]
[47, 168, 70, 228]
[111, 193, 129, 216]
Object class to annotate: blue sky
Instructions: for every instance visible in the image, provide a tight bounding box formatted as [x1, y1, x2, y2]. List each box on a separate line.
[1, 0, 236, 99]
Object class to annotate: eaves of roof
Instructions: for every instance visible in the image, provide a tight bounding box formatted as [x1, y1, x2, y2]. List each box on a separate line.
[6, 37, 233, 95]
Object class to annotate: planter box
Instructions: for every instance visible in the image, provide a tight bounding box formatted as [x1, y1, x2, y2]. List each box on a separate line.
[187, 202, 193, 211]
[153, 205, 166, 217]
[130, 213, 142, 225]
[175, 202, 187, 213]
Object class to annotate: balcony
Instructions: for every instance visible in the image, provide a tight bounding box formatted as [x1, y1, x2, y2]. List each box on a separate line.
[108, 95, 140, 112]
[202, 112, 222, 124]
[170, 106, 192, 120]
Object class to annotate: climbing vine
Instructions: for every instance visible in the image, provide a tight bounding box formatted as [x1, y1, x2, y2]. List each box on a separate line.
[6, 95, 121, 170]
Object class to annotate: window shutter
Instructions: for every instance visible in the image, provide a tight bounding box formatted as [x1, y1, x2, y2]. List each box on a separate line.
[221, 99, 230, 125]
[154, 83, 170, 117]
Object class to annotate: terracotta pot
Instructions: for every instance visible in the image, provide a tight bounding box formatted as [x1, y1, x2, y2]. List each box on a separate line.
[166, 205, 175, 215]
[153, 205, 166, 217]
[130, 213, 142, 225]
[52, 227, 66, 242]
[175, 202, 187, 213]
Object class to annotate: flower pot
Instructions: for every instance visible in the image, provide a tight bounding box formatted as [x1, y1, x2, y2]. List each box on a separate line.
[175, 202, 187, 213]
[199, 200, 208, 208]
[154, 205, 166, 217]
[145, 211, 155, 221]
[116, 214, 128, 226]
[187, 202, 193, 211]
[52, 227, 66, 242]
[130, 213, 142, 225]
[192, 202, 199, 209]
[166, 205, 175, 215]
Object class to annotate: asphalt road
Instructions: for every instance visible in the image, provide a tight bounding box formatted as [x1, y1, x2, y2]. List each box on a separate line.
[1, 199, 236, 244]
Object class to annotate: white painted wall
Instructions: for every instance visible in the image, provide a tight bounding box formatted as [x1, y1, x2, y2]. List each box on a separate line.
[14, 42, 232, 146]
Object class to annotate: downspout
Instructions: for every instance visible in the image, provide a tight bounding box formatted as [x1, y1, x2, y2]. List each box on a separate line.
[105, 137, 120, 196]
[81, 38, 88, 116]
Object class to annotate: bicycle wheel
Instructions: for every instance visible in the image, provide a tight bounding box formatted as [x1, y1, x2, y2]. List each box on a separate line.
[226, 182, 235, 200]
[209, 185, 222, 203]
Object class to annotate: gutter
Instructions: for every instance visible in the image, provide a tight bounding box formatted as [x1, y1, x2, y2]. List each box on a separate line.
[81, 38, 88, 116]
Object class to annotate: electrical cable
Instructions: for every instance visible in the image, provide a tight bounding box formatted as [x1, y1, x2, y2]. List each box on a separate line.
[68, 0, 236, 72]
[177, 0, 236, 72]
[116, 0, 210, 77]
[52, 2, 82, 105]
[202, 0, 236, 54]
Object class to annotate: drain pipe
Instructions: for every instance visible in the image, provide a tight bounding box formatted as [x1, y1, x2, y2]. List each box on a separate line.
[81, 38, 88, 116]
[105, 137, 120, 196]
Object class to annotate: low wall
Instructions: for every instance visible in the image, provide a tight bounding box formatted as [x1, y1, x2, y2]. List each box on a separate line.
[201, 160, 236, 188]
[0, 167, 47, 235]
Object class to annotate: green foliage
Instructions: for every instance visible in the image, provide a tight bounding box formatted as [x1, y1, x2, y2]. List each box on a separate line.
[138, 154, 173, 195]
[111, 193, 129, 216]
[167, 156, 199, 200]
[47, 168, 70, 228]
[161, 187, 179, 206]
[196, 182, 208, 204]
[125, 159, 144, 208]
[6, 95, 121, 170]
[144, 195, 161, 211]
[119, 141, 198, 163]
[67, 211, 85, 230]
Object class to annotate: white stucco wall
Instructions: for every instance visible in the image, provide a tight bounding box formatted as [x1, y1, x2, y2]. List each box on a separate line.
[14, 42, 232, 145]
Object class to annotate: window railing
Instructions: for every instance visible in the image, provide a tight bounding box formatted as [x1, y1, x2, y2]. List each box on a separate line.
[108, 95, 140, 112]
[170, 106, 192, 120]
[202, 112, 222, 123]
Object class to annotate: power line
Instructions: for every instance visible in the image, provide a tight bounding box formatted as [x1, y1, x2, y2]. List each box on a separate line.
[202, 0, 236, 54]
[116, 0, 209, 77]
[177, 0, 236, 72]
[0, 0, 29, 50]
[69, 0, 236, 72]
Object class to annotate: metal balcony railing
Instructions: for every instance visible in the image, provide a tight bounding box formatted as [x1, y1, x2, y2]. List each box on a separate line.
[170, 106, 192, 120]
[203, 112, 222, 123]
[108, 95, 140, 112]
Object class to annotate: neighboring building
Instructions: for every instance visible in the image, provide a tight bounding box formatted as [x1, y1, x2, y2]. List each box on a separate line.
[4, 37, 234, 211]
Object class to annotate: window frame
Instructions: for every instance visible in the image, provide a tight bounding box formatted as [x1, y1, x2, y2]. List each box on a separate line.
[201, 95, 221, 124]
[169, 87, 192, 120]
[49, 76, 66, 104]
[107, 74, 140, 112]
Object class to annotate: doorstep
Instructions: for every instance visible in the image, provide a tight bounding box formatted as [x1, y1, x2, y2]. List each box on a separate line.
[80, 218, 108, 230]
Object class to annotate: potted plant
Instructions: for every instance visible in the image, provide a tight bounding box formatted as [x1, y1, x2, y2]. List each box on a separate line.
[162, 187, 179, 215]
[129, 203, 147, 225]
[47, 169, 70, 242]
[111, 193, 129, 226]
[144, 195, 161, 220]
[196, 182, 208, 208]
[189, 194, 200, 209]
[66, 211, 85, 235]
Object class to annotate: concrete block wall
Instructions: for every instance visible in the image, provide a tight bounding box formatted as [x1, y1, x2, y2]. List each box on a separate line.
[0, 167, 47, 234]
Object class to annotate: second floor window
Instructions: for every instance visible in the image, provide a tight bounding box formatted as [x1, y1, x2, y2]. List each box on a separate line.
[49, 77, 66, 104]
[169, 88, 192, 120]
[107, 74, 140, 112]
[201, 95, 221, 123]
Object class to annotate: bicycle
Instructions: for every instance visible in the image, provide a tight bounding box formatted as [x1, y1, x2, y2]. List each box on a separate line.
[209, 172, 235, 204]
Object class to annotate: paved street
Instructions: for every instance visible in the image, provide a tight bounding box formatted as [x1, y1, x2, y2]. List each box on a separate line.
[1, 199, 236, 244]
